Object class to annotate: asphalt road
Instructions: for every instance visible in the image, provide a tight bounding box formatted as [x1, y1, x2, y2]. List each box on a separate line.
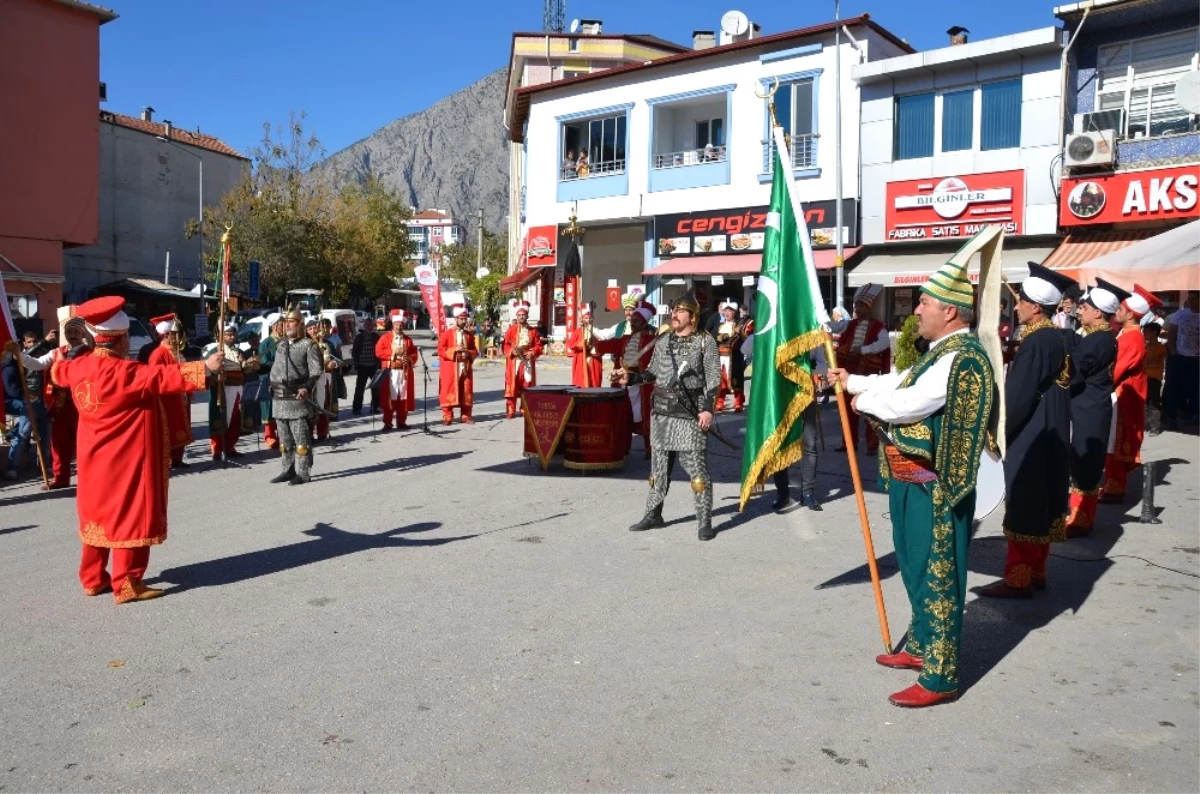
[1, 349, 1196, 792]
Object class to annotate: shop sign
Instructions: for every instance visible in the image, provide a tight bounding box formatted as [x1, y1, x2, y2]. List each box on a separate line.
[1061, 166, 1199, 227]
[525, 225, 558, 267]
[653, 199, 858, 257]
[885, 170, 1024, 241]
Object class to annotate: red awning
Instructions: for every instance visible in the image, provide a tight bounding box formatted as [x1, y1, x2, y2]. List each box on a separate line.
[643, 248, 858, 277]
[1042, 231, 1153, 278]
[499, 265, 546, 293]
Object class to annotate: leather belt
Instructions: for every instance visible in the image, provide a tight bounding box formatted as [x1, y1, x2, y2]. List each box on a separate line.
[884, 445, 938, 484]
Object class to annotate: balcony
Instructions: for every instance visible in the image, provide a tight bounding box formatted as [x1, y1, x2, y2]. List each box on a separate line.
[648, 92, 731, 193]
[761, 133, 820, 180]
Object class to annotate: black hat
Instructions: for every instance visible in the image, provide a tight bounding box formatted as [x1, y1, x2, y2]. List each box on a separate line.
[671, 289, 699, 315]
[1063, 283, 1084, 302]
[1021, 262, 1078, 307]
[1094, 277, 1130, 304]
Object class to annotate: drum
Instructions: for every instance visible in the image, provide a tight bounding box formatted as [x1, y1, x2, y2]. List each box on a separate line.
[564, 387, 632, 471]
[974, 449, 1005, 522]
[522, 386, 572, 460]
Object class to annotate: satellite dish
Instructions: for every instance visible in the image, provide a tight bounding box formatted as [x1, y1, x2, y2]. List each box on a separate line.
[720, 10, 750, 36]
[1175, 71, 1200, 115]
[569, 18, 580, 33]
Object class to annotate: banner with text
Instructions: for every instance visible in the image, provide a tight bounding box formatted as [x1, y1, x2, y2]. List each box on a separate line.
[1061, 165, 1199, 227]
[885, 170, 1025, 241]
[654, 199, 858, 257]
[414, 265, 445, 332]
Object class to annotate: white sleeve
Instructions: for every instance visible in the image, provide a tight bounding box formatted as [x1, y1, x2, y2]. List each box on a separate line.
[20, 351, 53, 372]
[861, 334, 891, 355]
[846, 370, 904, 394]
[594, 325, 616, 341]
[854, 352, 957, 425]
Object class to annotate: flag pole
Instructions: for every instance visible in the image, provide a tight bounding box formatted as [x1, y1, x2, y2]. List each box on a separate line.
[763, 87, 892, 653]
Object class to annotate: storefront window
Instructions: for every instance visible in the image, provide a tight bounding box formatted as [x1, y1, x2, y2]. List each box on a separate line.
[8, 294, 37, 319]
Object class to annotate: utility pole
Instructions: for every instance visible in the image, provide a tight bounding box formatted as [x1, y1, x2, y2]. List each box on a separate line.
[834, 0, 845, 311]
[476, 208, 484, 275]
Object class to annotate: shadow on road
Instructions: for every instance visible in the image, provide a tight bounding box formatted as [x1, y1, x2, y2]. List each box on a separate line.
[149, 520, 470, 593]
[0, 524, 38, 537]
[309, 451, 472, 483]
[0, 487, 76, 510]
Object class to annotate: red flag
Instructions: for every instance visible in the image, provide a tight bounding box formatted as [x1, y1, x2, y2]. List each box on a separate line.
[413, 265, 445, 332]
[0, 277, 16, 426]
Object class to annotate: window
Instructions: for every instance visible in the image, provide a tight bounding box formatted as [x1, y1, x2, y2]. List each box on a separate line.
[568, 38, 579, 52]
[941, 90, 974, 152]
[560, 112, 627, 179]
[1097, 28, 1199, 138]
[762, 76, 819, 172]
[695, 118, 725, 148]
[895, 93, 935, 159]
[8, 294, 37, 319]
[981, 79, 1022, 150]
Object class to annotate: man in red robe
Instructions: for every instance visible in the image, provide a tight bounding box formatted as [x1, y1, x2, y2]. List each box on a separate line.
[836, 283, 890, 455]
[375, 311, 417, 430]
[610, 303, 658, 457]
[49, 297, 222, 604]
[503, 300, 543, 418]
[567, 305, 605, 388]
[438, 305, 476, 425]
[147, 314, 194, 469]
[1102, 283, 1161, 502]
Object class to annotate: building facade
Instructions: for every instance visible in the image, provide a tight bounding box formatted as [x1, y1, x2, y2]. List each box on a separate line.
[853, 26, 1066, 326]
[503, 24, 690, 271]
[1044, 0, 1199, 284]
[406, 209, 466, 270]
[510, 15, 911, 337]
[0, 0, 115, 333]
[63, 109, 249, 303]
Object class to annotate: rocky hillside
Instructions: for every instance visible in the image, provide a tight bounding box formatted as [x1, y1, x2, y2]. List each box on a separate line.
[319, 68, 509, 234]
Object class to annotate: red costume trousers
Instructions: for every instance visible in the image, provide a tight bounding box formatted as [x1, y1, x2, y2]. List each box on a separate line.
[315, 414, 331, 438]
[79, 544, 150, 602]
[381, 391, 408, 428]
[845, 403, 879, 453]
[1066, 487, 1101, 534]
[1004, 541, 1049, 589]
[210, 404, 241, 457]
[264, 419, 279, 449]
[1102, 454, 1136, 498]
[50, 403, 79, 486]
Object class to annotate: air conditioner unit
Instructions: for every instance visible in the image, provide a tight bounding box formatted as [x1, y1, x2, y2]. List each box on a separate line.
[1074, 109, 1125, 135]
[1065, 130, 1116, 167]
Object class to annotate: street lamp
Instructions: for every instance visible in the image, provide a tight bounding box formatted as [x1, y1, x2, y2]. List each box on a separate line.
[156, 135, 203, 285]
[833, 0, 846, 311]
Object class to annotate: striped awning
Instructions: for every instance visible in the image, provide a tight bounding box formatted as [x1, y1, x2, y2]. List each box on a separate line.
[1043, 230, 1153, 276]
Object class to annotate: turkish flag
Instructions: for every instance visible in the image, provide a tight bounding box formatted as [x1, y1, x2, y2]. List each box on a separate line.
[0, 277, 16, 426]
[606, 286, 621, 311]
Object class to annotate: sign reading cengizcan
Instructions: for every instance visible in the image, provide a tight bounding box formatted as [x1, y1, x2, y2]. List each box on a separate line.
[654, 199, 858, 257]
[885, 170, 1025, 241]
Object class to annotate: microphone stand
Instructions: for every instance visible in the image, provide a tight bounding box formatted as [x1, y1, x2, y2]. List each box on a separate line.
[368, 369, 380, 444]
[417, 347, 432, 435]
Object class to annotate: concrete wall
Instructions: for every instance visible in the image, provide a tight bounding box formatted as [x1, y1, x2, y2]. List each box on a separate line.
[858, 45, 1065, 244]
[0, 0, 103, 328]
[63, 124, 248, 301]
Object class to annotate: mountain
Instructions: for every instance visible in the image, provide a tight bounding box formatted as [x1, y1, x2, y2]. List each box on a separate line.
[318, 68, 510, 235]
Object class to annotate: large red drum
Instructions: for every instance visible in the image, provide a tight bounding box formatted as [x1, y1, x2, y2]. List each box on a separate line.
[564, 387, 632, 471]
[522, 385, 571, 460]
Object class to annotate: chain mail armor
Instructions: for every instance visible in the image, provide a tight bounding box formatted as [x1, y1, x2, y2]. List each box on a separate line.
[269, 337, 321, 481]
[631, 331, 721, 533]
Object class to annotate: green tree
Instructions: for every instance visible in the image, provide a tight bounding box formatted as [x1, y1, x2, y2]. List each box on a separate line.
[439, 230, 512, 318]
[198, 111, 414, 306]
[893, 314, 923, 371]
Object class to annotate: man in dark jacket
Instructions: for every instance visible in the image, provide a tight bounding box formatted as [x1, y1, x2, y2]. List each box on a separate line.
[351, 319, 381, 415]
[3, 331, 52, 480]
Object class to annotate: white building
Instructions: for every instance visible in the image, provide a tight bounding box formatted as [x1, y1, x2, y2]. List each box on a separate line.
[63, 108, 249, 302]
[507, 15, 912, 336]
[852, 26, 1066, 325]
[406, 209, 465, 269]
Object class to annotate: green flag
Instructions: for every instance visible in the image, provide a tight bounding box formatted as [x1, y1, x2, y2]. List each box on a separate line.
[739, 137, 829, 510]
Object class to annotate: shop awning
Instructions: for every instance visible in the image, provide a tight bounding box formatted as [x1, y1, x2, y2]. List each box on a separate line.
[95, 278, 200, 298]
[847, 247, 1055, 288]
[643, 248, 857, 277]
[1041, 230, 1154, 278]
[1071, 221, 1200, 291]
[499, 265, 546, 293]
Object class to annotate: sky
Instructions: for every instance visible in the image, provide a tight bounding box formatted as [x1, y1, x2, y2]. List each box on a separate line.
[98, 0, 1064, 160]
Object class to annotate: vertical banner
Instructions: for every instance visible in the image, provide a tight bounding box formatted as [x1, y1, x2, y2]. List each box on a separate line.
[414, 264, 445, 332]
[564, 278, 577, 331]
[562, 239, 582, 333]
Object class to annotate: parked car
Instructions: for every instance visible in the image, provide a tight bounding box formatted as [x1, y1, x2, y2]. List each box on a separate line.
[319, 309, 358, 372]
[127, 318, 153, 360]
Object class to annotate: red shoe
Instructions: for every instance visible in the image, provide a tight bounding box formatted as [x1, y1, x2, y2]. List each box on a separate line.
[876, 651, 923, 670]
[889, 683, 958, 708]
[974, 580, 1033, 599]
[461, 416, 475, 424]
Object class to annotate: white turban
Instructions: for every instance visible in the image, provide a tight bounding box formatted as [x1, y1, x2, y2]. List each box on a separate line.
[1084, 288, 1119, 315]
[1021, 276, 1062, 308]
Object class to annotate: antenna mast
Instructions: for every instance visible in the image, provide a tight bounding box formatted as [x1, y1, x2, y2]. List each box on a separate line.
[543, 0, 565, 32]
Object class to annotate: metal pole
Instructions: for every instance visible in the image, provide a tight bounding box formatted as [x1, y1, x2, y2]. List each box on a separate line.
[198, 158, 204, 284]
[834, 0, 845, 311]
[476, 208, 484, 274]
[165, 249, 170, 283]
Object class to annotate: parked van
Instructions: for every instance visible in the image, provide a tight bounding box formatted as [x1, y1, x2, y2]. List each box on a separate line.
[319, 309, 358, 371]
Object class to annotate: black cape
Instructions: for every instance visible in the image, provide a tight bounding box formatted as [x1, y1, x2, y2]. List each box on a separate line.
[1069, 328, 1117, 492]
[1003, 323, 1073, 543]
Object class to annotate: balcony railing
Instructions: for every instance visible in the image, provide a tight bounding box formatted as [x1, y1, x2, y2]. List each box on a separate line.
[559, 158, 626, 181]
[762, 133, 819, 172]
[653, 146, 728, 169]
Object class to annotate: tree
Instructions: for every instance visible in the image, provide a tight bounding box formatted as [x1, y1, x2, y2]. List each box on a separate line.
[439, 230, 513, 319]
[197, 111, 415, 307]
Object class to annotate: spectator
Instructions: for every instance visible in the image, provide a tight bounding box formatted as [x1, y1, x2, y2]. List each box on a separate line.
[561, 149, 577, 180]
[2, 331, 52, 481]
[576, 150, 591, 178]
[703, 143, 717, 162]
[1163, 291, 1199, 429]
[351, 319, 381, 416]
[1144, 322, 1166, 434]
